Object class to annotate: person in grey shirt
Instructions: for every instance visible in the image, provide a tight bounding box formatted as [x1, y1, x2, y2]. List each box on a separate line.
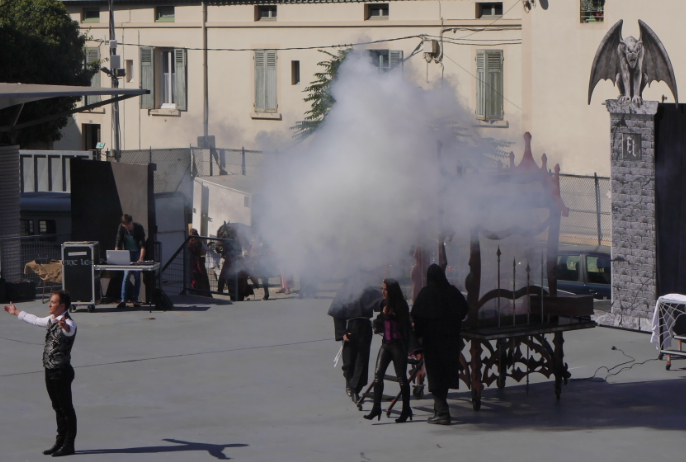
[4, 291, 78, 457]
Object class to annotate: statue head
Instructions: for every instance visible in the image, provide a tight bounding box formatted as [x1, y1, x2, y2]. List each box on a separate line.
[621, 37, 643, 69]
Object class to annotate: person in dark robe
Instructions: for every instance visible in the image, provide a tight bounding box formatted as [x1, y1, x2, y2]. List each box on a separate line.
[189, 229, 212, 297]
[328, 272, 382, 404]
[411, 264, 469, 425]
[364, 279, 417, 423]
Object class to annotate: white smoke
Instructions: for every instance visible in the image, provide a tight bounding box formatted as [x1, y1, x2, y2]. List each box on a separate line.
[255, 51, 543, 288]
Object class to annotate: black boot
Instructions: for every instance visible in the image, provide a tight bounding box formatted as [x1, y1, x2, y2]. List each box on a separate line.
[43, 438, 64, 455]
[364, 381, 383, 421]
[427, 389, 451, 425]
[51, 441, 75, 457]
[345, 383, 352, 397]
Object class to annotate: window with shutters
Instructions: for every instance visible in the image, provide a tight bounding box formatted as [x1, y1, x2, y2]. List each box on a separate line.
[140, 47, 187, 111]
[84, 47, 101, 105]
[476, 49, 504, 121]
[580, 0, 605, 23]
[254, 50, 278, 113]
[368, 50, 403, 72]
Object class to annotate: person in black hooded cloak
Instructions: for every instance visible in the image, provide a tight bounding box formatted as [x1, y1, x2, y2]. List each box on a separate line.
[328, 272, 383, 404]
[411, 264, 469, 425]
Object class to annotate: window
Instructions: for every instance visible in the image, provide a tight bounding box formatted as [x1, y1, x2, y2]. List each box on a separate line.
[254, 50, 277, 112]
[84, 47, 101, 105]
[477, 2, 503, 18]
[140, 47, 188, 111]
[39, 220, 57, 235]
[476, 49, 503, 121]
[82, 8, 100, 23]
[256, 5, 277, 21]
[366, 4, 389, 20]
[21, 220, 34, 237]
[368, 50, 404, 72]
[125, 59, 133, 83]
[291, 61, 300, 85]
[580, 0, 605, 23]
[587, 256, 611, 284]
[557, 255, 581, 282]
[156, 6, 175, 22]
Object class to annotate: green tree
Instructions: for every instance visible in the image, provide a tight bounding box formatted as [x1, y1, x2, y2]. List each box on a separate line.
[0, 0, 97, 147]
[291, 48, 351, 139]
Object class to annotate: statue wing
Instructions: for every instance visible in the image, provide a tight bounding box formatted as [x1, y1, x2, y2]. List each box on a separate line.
[588, 20, 623, 104]
[639, 20, 678, 103]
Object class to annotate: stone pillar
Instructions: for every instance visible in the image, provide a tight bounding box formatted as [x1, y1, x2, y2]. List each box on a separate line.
[597, 100, 657, 331]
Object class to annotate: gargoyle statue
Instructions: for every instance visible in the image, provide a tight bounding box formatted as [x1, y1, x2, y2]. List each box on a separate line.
[588, 20, 678, 105]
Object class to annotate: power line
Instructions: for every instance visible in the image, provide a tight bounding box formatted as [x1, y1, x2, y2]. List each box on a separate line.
[454, 0, 523, 40]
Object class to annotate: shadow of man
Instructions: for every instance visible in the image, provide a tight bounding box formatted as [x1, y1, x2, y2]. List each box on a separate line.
[77, 439, 248, 460]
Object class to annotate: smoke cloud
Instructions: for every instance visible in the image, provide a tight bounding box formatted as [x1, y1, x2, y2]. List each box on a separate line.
[255, 52, 546, 293]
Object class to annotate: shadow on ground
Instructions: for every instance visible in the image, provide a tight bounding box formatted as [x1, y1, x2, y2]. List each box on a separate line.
[76, 439, 248, 460]
[439, 377, 686, 431]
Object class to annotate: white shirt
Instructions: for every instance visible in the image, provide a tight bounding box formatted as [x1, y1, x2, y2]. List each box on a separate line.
[18, 311, 76, 337]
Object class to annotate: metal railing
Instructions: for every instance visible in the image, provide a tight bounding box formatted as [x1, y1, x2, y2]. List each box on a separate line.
[0, 234, 71, 292]
[191, 147, 267, 178]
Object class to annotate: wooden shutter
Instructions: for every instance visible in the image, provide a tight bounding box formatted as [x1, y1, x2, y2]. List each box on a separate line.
[476, 50, 503, 120]
[254, 50, 265, 112]
[265, 50, 277, 111]
[255, 50, 277, 112]
[476, 50, 486, 119]
[174, 48, 187, 110]
[389, 50, 404, 71]
[85, 47, 101, 104]
[487, 50, 503, 119]
[140, 47, 155, 109]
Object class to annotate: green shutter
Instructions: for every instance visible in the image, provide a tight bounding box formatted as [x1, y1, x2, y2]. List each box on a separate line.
[174, 48, 187, 111]
[140, 47, 155, 109]
[476, 50, 503, 120]
[487, 50, 503, 119]
[265, 50, 277, 111]
[255, 50, 265, 112]
[85, 47, 101, 104]
[389, 50, 404, 70]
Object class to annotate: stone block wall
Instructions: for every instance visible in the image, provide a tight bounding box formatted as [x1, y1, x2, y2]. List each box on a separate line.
[595, 100, 658, 331]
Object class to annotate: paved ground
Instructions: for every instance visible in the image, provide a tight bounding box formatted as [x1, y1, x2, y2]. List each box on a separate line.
[1, 292, 684, 462]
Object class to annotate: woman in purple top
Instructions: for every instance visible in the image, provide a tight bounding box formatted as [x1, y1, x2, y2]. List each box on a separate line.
[364, 279, 416, 423]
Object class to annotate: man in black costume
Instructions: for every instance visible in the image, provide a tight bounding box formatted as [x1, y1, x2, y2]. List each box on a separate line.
[328, 272, 383, 404]
[411, 264, 469, 425]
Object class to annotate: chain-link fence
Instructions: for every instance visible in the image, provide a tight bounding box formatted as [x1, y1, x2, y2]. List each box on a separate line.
[558, 173, 611, 247]
[0, 234, 71, 295]
[191, 147, 267, 178]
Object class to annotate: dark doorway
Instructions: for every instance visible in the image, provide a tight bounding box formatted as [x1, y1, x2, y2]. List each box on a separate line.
[83, 123, 101, 151]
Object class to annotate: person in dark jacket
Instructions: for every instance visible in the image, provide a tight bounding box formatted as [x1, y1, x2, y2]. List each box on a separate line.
[328, 272, 382, 404]
[411, 264, 469, 425]
[4, 291, 78, 456]
[114, 214, 146, 306]
[364, 279, 416, 423]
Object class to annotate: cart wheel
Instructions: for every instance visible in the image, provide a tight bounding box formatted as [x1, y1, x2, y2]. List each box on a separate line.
[666, 364, 671, 371]
[87, 305, 95, 313]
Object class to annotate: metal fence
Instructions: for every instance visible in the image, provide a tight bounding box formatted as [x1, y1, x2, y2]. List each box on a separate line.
[558, 173, 611, 247]
[191, 147, 267, 178]
[0, 234, 71, 294]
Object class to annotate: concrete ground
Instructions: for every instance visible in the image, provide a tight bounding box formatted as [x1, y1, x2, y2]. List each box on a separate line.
[1, 291, 685, 462]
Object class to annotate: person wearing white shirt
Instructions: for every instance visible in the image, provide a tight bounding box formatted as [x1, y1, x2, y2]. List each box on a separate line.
[4, 291, 78, 457]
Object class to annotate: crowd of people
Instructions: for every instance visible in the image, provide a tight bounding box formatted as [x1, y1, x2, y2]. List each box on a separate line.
[329, 263, 470, 425]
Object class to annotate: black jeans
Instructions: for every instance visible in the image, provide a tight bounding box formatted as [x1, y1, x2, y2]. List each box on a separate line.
[372, 342, 410, 409]
[45, 366, 77, 444]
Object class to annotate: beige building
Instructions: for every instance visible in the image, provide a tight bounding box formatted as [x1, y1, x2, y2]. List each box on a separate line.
[58, 1, 524, 157]
[58, 1, 686, 177]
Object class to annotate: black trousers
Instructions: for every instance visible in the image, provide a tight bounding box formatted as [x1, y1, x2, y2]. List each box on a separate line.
[341, 320, 373, 394]
[45, 366, 77, 444]
[372, 342, 410, 409]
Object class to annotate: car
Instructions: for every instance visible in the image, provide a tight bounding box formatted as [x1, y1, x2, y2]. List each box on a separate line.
[556, 245, 611, 300]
